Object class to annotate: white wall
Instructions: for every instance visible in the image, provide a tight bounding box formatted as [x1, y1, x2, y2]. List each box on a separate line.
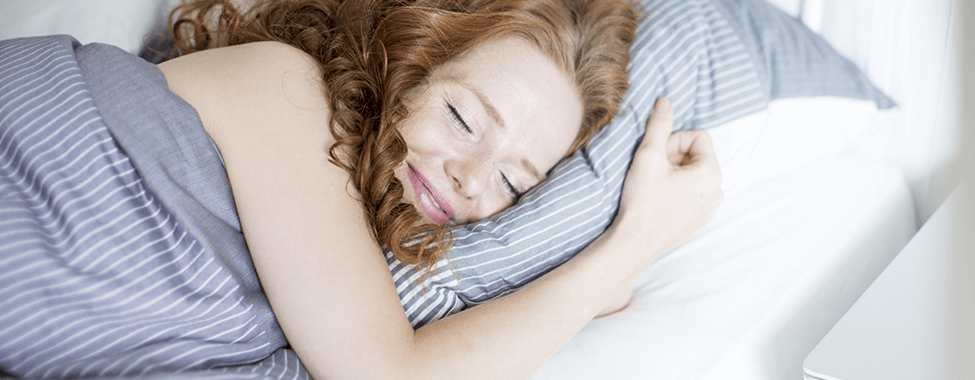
[0, 1, 165, 54]
[761, 0, 961, 223]
[803, 0, 962, 223]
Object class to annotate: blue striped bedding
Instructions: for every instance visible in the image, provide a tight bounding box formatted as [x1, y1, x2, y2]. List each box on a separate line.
[0, 35, 307, 379]
[391, 0, 771, 327]
[1, 0, 892, 377]
[391, 0, 894, 328]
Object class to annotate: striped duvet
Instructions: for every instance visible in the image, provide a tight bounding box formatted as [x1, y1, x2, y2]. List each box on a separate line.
[1, 0, 793, 377]
[0, 36, 307, 379]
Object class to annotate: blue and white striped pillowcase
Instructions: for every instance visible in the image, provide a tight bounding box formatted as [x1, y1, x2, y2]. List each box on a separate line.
[711, 0, 896, 107]
[390, 0, 897, 328]
[389, 0, 770, 328]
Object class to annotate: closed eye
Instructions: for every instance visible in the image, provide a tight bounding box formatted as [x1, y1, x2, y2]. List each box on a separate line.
[447, 103, 473, 134]
[501, 173, 523, 199]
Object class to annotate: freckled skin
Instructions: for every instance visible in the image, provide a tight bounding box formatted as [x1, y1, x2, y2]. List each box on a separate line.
[393, 37, 583, 225]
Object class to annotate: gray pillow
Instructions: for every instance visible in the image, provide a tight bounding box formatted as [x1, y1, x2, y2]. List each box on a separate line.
[388, 0, 894, 328]
[711, 0, 895, 107]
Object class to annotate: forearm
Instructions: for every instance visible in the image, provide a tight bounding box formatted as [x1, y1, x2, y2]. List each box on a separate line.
[230, 93, 717, 380]
[394, 98, 719, 380]
[407, 223, 662, 379]
[596, 286, 634, 318]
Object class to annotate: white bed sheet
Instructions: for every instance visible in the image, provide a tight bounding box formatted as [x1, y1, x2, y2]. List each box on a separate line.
[526, 93, 918, 379]
[529, 154, 915, 380]
[0, 1, 933, 378]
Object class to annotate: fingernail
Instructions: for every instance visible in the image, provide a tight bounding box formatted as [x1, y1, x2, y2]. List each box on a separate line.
[655, 98, 671, 112]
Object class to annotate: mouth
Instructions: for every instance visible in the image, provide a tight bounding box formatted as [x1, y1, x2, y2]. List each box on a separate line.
[406, 164, 455, 225]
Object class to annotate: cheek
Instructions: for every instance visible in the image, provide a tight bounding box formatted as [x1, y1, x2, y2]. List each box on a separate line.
[392, 163, 412, 198]
[462, 193, 515, 223]
[400, 114, 452, 159]
[391, 163, 439, 225]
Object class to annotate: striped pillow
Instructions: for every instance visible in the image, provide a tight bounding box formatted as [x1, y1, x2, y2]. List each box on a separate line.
[387, 0, 896, 328]
[711, 0, 895, 107]
[389, 0, 770, 327]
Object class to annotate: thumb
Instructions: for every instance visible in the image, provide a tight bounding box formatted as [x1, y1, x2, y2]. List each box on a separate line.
[642, 98, 674, 153]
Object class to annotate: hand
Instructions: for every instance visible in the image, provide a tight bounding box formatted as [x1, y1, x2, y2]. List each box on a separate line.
[616, 98, 723, 254]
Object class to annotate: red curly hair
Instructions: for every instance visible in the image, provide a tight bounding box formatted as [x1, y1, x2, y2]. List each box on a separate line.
[170, 0, 638, 270]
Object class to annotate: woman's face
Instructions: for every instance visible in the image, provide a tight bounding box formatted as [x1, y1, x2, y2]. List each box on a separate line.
[394, 37, 583, 225]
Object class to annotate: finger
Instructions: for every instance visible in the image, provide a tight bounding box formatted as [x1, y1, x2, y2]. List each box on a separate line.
[682, 131, 718, 167]
[642, 98, 674, 153]
[665, 131, 691, 166]
[668, 130, 718, 168]
[665, 143, 684, 167]
[665, 130, 709, 166]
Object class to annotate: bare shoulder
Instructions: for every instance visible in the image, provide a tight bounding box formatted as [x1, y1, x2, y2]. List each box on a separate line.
[158, 40, 321, 90]
[158, 41, 329, 144]
[161, 41, 415, 378]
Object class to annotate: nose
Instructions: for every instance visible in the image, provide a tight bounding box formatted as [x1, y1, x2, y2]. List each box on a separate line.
[445, 156, 491, 199]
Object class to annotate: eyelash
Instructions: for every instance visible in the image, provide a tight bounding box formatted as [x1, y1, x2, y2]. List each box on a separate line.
[501, 174, 523, 199]
[447, 101, 522, 199]
[447, 103, 473, 134]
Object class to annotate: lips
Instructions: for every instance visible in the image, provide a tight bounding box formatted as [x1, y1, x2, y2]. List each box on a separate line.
[406, 164, 455, 225]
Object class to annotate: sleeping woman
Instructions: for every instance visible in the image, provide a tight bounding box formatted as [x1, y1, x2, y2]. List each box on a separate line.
[0, 0, 722, 378]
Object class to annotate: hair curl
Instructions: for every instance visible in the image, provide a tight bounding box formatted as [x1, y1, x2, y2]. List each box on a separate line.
[170, 0, 638, 271]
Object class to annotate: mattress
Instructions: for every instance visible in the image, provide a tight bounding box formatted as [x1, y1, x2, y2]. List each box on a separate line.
[528, 118, 917, 379]
[0, 1, 937, 378]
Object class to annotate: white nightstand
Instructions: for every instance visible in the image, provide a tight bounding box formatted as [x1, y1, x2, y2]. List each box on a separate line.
[802, 190, 960, 380]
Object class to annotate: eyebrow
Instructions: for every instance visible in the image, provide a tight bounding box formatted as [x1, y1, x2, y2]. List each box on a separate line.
[457, 80, 506, 131]
[521, 158, 544, 183]
[454, 79, 543, 183]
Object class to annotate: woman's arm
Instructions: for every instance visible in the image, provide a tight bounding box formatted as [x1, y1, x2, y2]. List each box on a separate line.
[596, 286, 634, 318]
[159, 42, 721, 380]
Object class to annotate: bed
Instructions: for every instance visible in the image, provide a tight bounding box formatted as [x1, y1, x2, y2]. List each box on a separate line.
[0, 0, 960, 379]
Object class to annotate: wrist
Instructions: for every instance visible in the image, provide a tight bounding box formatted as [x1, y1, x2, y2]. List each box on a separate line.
[598, 219, 664, 266]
